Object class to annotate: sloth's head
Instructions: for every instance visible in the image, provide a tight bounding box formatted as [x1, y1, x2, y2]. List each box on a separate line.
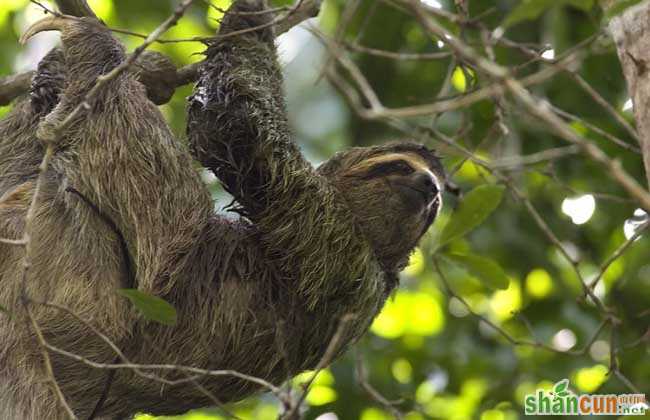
[319, 142, 444, 270]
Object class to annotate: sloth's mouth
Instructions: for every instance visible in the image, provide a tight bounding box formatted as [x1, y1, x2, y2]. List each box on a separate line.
[393, 183, 441, 215]
[396, 183, 436, 205]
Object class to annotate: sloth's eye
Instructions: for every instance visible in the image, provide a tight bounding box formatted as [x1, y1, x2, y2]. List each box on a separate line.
[362, 160, 415, 179]
[388, 161, 415, 175]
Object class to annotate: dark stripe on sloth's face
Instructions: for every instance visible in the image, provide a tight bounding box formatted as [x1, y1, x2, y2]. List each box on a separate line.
[362, 160, 415, 179]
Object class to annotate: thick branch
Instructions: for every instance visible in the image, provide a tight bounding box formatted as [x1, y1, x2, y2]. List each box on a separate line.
[405, 0, 650, 211]
[276, 0, 322, 34]
[604, 0, 650, 188]
[0, 70, 33, 106]
[0, 0, 321, 107]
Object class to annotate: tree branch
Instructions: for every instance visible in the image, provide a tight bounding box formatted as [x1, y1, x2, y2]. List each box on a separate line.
[0, 0, 322, 107]
[604, 0, 650, 189]
[0, 71, 34, 106]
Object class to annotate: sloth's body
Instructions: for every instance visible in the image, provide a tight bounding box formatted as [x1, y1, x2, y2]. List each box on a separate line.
[0, 1, 443, 418]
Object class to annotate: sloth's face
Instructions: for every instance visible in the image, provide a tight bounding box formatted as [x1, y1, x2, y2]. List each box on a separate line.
[321, 145, 444, 270]
[352, 152, 443, 219]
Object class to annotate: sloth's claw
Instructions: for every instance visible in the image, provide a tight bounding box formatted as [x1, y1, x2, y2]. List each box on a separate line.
[20, 16, 74, 45]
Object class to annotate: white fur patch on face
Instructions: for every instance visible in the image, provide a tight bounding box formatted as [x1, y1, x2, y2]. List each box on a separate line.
[429, 173, 443, 218]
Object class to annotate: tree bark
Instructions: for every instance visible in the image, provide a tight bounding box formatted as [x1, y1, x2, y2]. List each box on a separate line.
[0, 71, 33, 106]
[604, 0, 650, 189]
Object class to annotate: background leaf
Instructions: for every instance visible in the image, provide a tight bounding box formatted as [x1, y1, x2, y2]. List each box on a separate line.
[504, 0, 594, 27]
[566, 0, 595, 11]
[605, 0, 644, 18]
[445, 253, 510, 290]
[118, 289, 177, 326]
[503, 0, 557, 27]
[437, 184, 505, 249]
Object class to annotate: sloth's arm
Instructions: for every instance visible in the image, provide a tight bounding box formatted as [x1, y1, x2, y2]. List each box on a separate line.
[187, 1, 303, 217]
[188, 1, 379, 308]
[25, 18, 213, 294]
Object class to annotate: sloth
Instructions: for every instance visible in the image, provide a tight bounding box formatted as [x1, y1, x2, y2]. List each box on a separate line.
[0, 1, 444, 419]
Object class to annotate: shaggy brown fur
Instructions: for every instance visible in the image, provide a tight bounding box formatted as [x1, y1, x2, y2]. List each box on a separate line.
[0, 1, 444, 418]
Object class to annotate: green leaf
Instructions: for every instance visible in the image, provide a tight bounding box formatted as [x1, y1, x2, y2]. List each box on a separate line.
[566, 0, 595, 11]
[446, 253, 510, 290]
[437, 184, 505, 248]
[605, 0, 643, 18]
[503, 0, 556, 28]
[503, 0, 594, 27]
[117, 289, 177, 326]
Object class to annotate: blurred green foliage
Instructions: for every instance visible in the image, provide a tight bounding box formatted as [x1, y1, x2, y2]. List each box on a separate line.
[1, 0, 648, 419]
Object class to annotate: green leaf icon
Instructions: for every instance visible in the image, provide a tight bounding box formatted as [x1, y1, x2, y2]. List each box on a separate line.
[118, 289, 178, 326]
[554, 379, 569, 395]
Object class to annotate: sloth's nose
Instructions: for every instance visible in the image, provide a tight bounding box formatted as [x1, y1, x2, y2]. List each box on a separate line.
[413, 173, 438, 199]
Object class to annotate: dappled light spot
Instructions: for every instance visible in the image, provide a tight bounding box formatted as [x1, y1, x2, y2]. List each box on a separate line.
[0, 0, 28, 25]
[277, 24, 313, 65]
[552, 328, 577, 351]
[371, 291, 445, 339]
[392, 358, 413, 384]
[421, 0, 442, 8]
[525, 268, 553, 299]
[489, 279, 521, 321]
[623, 98, 633, 111]
[514, 381, 536, 405]
[415, 369, 449, 404]
[206, 0, 232, 29]
[624, 208, 648, 240]
[88, 0, 115, 21]
[451, 67, 467, 92]
[416, 380, 438, 404]
[561, 194, 595, 225]
[589, 340, 610, 362]
[420, 378, 487, 419]
[293, 368, 335, 387]
[480, 409, 505, 420]
[573, 364, 608, 393]
[402, 334, 425, 349]
[360, 407, 391, 420]
[451, 66, 476, 92]
[541, 48, 555, 60]
[404, 247, 425, 276]
[145, 16, 212, 63]
[536, 380, 554, 391]
[315, 413, 339, 420]
[569, 120, 588, 136]
[306, 385, 337, 406]
[0, 106, 11, 119]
